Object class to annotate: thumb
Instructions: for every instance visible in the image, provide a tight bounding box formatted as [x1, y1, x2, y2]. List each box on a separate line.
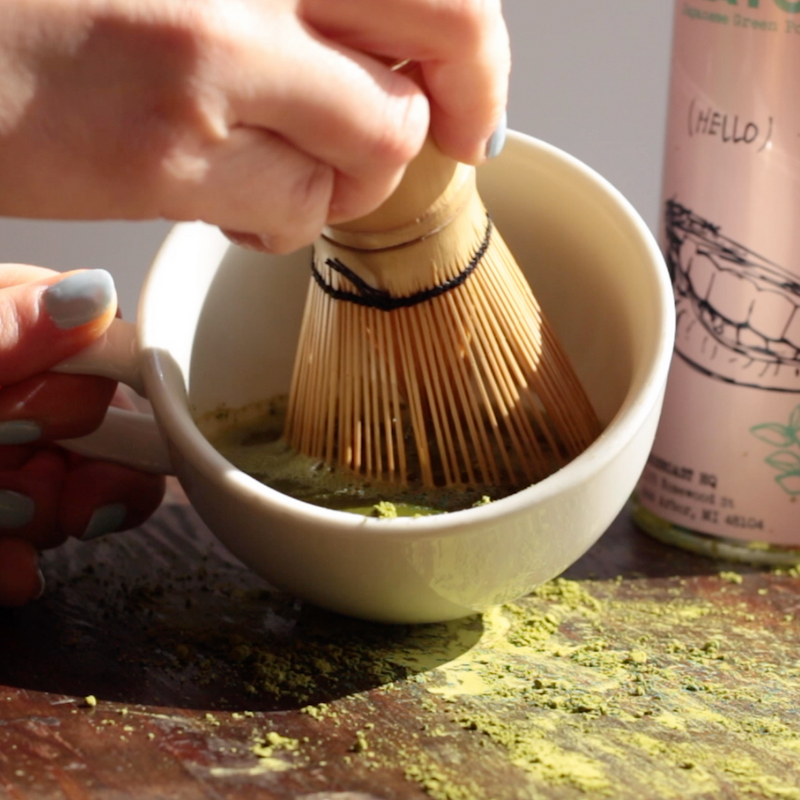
[0, 269, 117, 384]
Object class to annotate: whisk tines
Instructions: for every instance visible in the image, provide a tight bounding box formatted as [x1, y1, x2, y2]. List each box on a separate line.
[284, 151, 600, 491]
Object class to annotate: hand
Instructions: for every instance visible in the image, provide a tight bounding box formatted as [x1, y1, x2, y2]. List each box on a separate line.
[0, 0, 510, 254]
[0, 267, 166, 607]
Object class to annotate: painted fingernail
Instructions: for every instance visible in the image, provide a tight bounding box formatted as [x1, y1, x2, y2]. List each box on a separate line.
[0, 420, 42, 445]
[485, 109, 508, 160]
[0, 490, 35, 529]
[43, 269, 116, 330]
[34, 566, 46, 600]
[82, 503, 126, 541]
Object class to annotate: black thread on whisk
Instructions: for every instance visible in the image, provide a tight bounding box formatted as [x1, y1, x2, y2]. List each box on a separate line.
[311, 215, 493, 311]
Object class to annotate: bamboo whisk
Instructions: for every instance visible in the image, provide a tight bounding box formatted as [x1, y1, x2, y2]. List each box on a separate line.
[284, 137, 601, 490]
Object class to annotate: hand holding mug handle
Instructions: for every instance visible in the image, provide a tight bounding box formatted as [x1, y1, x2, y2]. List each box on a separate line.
[55, 318, 173, 474]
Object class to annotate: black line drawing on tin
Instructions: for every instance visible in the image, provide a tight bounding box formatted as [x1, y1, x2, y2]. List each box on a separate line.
[665, 199, 800, 392]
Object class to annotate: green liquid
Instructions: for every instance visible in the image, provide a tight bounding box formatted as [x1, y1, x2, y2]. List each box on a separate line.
[202, 397, 511, 517]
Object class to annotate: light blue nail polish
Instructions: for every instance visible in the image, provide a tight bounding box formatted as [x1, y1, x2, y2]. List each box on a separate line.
[0, 420, 42, 445]
[485, 109, 508, 159]
[43, 270, 115, 330]
[0, 490, 35, 529]
[82, 503, 126, 541]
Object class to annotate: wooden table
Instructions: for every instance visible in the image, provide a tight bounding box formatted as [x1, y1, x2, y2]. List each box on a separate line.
[2, 497, 799, 799]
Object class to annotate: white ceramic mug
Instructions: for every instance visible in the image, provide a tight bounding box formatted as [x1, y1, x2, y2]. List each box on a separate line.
[58, 132, 675, 624]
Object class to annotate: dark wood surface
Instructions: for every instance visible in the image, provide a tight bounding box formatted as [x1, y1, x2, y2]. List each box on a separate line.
[2, 494, 799, 799]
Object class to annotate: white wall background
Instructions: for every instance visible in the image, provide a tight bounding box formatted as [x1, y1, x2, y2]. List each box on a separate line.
[0, 1, 674, 316]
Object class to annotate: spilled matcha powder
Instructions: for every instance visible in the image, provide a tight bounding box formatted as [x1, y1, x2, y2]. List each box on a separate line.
[41, 507, 800, 800]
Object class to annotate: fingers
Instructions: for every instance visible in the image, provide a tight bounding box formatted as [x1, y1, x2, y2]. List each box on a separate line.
[0, 450, 166, 548]
[0, 264, 58, 290]
[199, 0, 507, 252]
[0, 0, 507, 252]
[0, 449, 166, 607]
[221, 16, 431, 221]
[298, 0, 511, 165]
[0, 448, 165, 550]
[0, 373, 117, 444]
[0, 448, 67, 551]
[165, 19, 430, 252]
[0, 447, 166, 607]
[196, 100, 424, 252]
[0, 268, 117, 384]
[0, 266, 158, 609]
[60, 458, 166, 542]
[173, 127, 336, 256]
[0, 538, 42, 606]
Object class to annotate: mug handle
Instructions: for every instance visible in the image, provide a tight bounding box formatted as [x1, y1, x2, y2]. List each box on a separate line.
[53, 318, 174, 475]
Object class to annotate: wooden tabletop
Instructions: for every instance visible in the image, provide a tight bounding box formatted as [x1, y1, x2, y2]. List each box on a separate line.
[2, 495, 799, 799]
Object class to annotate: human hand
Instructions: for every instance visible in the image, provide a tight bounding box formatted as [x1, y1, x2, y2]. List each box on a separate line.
[0, 267, 166, 607]
[0, 0, 510, 254]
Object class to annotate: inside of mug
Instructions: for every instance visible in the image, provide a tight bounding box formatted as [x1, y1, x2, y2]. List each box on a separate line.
[144, 135, 666, 469]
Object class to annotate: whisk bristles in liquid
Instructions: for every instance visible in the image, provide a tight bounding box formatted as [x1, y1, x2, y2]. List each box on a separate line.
[284, 169, 600, 491]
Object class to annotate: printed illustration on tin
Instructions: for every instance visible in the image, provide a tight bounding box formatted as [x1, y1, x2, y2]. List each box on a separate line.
[750, 404, 800, 496]
[665, 199, 800, 392]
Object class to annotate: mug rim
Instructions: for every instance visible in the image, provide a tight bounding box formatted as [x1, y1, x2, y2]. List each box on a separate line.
[141, 130, 675, 540]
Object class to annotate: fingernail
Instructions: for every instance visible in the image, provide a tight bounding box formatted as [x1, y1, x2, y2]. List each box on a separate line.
[223, 230, 254, 248]
[34, 566, 45, 600]
[0, 490, 35, 529]
[484, 109, 508, 160]
[82, 503, 126, 541]
[223, 231, 275, 253]
[257, 234, 277, 253]
[0, 420, 42, 445]
[43, 269, 116, 330]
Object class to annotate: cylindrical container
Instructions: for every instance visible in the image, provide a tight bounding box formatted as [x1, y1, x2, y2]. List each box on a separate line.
[632, 1, 800, 564]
